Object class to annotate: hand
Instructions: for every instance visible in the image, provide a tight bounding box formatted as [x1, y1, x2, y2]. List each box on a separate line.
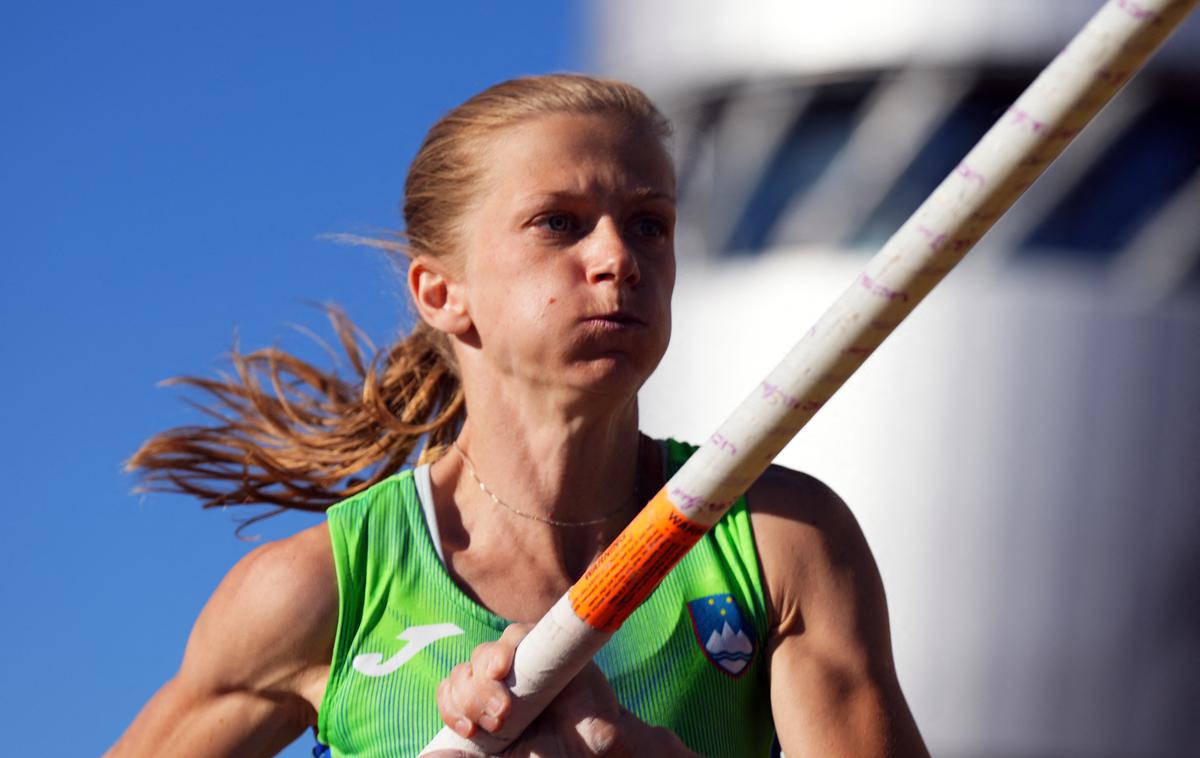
[432, 624, 695, 757]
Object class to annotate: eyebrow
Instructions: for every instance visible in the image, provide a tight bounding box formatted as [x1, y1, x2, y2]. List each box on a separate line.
[523, 188, 677, 205]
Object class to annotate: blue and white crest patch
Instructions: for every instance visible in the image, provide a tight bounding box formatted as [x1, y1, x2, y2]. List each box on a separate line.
[687, 594, 755, 677]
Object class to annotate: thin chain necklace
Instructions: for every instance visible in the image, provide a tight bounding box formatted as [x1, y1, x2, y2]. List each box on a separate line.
[452, 440, 636, 527]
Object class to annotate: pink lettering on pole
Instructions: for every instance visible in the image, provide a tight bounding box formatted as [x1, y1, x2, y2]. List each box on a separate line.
[760, 380, 797, 409]
[860, 272, 910, 302]
[1008, 107, 1048, 134]
[955, 162, 986, 187]
[1114, 0, 1160, 22]
[708, 432, 738, 456]
[669, 486, 730, 514]
[916, 224, 948, 251]
[759, 381, 824, 413]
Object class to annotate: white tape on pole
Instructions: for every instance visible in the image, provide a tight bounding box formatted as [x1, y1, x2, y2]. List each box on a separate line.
[421, 1, 1197, 753]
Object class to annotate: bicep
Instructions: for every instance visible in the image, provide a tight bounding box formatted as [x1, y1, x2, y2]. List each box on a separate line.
[767, 630, 918, 758]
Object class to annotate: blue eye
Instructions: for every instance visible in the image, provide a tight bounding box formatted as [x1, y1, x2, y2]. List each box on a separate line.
[633, 217, 667, 238]
[541, 213, 575, 233]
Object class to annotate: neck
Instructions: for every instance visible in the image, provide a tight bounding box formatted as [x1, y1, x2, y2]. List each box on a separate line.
[449, 392, 644, 527]
[429, 357, 661, 583]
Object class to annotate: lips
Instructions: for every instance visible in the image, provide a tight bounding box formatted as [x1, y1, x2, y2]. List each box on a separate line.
[580, 307, 648, 333]
[592, 310, 643, 324]
[583, 310, 646, 329]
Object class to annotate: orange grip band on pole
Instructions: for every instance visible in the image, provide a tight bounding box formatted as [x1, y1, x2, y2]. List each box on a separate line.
[568, 489, 706, 631]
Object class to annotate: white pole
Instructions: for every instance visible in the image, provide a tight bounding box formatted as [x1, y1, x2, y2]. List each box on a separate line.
[422, 0, 1198, 753]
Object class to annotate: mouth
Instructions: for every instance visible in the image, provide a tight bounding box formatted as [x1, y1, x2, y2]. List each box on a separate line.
[583, 310, 647, 330]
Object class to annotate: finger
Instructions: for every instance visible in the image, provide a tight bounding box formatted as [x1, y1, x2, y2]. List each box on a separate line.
[486, 623, 531, 679]
[470, 639, 512, 682]
[448, 658, 512, 734]
[436, 665, 478, 738]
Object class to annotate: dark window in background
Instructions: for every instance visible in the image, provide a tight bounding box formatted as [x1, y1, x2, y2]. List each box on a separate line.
[698, 72, 1199, 266]
[724, 81, 874, 254]
[1019, 89, 1200, 261]
[848, 76, 1028, 250]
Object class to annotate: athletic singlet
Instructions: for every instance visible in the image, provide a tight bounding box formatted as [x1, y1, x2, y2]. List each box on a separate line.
[316, 439, 775, 757]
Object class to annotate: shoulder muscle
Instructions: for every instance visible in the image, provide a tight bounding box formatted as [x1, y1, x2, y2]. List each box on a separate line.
[183, 522, 338, 695]
[747, 466, 883, 642]
[107, 523, 338, 757]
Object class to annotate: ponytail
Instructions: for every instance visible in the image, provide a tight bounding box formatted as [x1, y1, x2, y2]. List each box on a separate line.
[127, 308, 464, 521]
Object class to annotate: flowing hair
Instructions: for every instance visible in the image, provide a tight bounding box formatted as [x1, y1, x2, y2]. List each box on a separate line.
[127, 74, 672, 524]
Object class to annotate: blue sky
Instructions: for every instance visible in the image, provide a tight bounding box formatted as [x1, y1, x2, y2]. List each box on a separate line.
[0, 3, 580, 754]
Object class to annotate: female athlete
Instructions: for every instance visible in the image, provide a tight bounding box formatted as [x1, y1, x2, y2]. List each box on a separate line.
[107, 74, 928, 757]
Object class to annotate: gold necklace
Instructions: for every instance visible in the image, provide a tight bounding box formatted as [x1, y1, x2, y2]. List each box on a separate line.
[452, 440, 636, 527]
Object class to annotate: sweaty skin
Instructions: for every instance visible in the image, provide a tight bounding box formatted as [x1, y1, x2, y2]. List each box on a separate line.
[107, 112, 928, 757]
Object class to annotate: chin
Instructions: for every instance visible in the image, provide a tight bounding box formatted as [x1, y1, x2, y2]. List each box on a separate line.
[569, 352, 660, 398]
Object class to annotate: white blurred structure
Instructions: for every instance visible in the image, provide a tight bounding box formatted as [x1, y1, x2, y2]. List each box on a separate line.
[593, 1, 1200, 755]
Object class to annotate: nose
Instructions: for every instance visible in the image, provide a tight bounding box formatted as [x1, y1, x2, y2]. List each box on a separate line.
[585, 218, 640, 287]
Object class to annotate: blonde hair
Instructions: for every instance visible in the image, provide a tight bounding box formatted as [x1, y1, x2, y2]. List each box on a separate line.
[127, 74, 672, 523]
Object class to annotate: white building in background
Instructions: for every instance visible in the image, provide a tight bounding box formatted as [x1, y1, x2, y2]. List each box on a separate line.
[593, 1, 1200, 755]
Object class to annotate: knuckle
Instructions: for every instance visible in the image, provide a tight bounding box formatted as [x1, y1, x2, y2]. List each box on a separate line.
[469, 643, 488, 662]
[580, 716, 626, 756]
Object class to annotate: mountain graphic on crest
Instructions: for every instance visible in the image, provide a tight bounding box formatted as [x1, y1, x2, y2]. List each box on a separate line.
[705, 622, 754, 674]
[687, 594, 757, 677]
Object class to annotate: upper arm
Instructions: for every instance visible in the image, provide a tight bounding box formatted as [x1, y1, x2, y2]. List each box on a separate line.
[106, 523, 338, 758]
[748, 467, 927, 758]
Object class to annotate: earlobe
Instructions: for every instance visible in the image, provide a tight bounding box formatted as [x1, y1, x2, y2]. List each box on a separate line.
[408, 257, 472, 335]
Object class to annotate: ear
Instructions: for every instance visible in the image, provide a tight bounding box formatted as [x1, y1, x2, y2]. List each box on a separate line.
[408, 256, 472, 336]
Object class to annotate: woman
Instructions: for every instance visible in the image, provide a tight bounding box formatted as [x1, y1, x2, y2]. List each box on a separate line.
[108, 74, 928, 757]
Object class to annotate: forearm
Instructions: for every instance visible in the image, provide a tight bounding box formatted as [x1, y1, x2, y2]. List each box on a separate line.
[106, 678, 310, 758]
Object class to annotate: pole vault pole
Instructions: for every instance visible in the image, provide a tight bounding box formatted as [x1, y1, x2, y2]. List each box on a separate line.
[422, 0, 1198, 752]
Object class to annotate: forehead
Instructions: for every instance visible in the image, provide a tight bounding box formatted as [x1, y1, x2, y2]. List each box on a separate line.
[478, 113, 675, 201]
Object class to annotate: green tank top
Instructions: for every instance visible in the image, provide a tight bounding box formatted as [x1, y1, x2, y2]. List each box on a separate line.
[317, 439, 775, 757]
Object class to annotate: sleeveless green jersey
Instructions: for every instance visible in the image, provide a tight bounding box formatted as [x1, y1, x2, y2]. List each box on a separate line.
[317, 439, 775, 757]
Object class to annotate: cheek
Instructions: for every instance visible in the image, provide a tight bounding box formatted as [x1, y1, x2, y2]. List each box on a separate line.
[476, 276, 561, 340]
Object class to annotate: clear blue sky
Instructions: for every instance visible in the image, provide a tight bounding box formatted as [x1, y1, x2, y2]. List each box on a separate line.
[0, 2, 580, 754]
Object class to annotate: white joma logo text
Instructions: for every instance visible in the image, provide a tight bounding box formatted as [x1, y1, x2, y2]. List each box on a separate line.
[352, 623, 464, 677]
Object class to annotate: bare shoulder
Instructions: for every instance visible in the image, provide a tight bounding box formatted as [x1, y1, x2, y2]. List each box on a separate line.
[181, 522, 338, 698]
[745, 464, 853, 534]
[745, 465, 882, 638]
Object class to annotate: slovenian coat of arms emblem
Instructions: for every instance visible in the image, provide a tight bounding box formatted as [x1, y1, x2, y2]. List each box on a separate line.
[686, 594, 756, 677]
